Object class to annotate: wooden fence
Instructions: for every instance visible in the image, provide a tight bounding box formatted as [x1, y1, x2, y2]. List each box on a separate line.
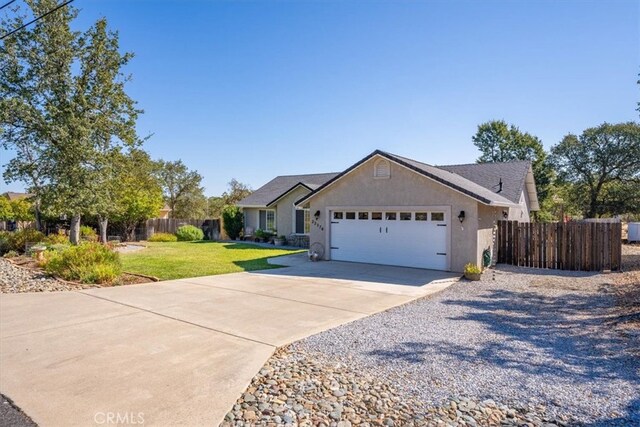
[144, 218, 220, 240]
[496, 220, 622, 271]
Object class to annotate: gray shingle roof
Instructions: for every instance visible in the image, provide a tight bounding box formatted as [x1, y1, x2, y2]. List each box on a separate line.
[237, 173, 340, 207]
[436, 161, 532, 204]
[296, 150, 528, 207]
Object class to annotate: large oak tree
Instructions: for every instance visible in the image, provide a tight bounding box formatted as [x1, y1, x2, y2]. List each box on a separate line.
[1, 1, 141, 243]
[551, 122, 640, 218]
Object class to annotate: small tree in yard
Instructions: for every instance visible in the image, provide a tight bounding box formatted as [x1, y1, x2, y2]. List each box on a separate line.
[0, 198, 13, 221]
[10, 199, 35, 229]
[222, 205, 243, 240]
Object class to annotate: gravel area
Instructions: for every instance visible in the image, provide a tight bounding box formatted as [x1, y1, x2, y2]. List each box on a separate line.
[292, 266, 640, 425]
[0, 258, 95, 292]
[222, 346, 570, 426]
[0, 394, 36, 427]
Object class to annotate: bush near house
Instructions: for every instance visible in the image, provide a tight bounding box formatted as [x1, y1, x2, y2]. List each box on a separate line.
[175, 224, 204, 241]
[148, 232, 178, 242]
[222, 205, 243, 240]
[41, 242, 122, 284]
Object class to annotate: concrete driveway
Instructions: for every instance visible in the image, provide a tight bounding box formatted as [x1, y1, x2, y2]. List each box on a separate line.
[0, 256, 458, 426]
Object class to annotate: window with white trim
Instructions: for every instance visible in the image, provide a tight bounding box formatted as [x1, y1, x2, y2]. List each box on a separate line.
[259, 209, 276, 231]
[295, 208, 311, 234]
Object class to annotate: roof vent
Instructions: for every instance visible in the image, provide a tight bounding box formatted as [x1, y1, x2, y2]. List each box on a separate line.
[374, 159, 391, 179]
[498, 178, 503, 193]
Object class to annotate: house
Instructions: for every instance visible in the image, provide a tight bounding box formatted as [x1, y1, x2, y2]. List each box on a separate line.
[2, 191, 32, 201]
[237, 172, 340, 243]
[240, 150, 538, 272]
[157, 205, 172, 219]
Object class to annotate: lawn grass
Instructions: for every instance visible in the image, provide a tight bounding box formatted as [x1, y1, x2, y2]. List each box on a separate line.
[120, 241, 305, 280]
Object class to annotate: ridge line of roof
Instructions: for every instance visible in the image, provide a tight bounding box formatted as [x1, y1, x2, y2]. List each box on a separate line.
[436, 159, 532, 168]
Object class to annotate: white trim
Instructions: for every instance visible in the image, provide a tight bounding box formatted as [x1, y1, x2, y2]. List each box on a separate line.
[267, 183, 312, 208]
[292, 206, 311, 235]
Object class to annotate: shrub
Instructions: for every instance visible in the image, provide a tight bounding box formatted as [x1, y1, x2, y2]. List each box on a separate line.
[175, 225, 204, 241]
[148, 232, 178, 242]
[3, 250, 19, 258]
[0, 231, 9, 255]
[80, 225, 98, 242]
[42, 242, 122, 284]
[6, 229, 46, 253]
[222, 205, 243, 240]
[464, 263, 482, 274]
[44, 232, 69, 245]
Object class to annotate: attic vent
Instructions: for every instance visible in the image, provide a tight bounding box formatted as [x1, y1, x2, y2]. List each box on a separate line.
[374, 159, 391, 179]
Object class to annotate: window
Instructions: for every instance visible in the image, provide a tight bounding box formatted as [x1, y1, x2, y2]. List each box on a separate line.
[259, 209, 276, 231]
[372, 212, 382, 220]
[400, 212, 412, 221]
[333, 212, 343, 220]
[385, 212, 397, 220]
[358, 212, 369, 220]
[374, 159, 391, 178]
[346, 212, 356, 220]
[415, 212, 428, 221]
[295, 209, 311, 234]
[431, 212, 444, 221]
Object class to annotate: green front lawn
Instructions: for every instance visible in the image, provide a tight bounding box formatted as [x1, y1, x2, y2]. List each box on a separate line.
[121, 241, 304, 280]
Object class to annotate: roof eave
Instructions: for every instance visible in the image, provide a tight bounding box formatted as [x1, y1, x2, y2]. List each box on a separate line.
[236, 204, 267, 209]
[266, 182, 312, 208]
[295, 150, 517, 208]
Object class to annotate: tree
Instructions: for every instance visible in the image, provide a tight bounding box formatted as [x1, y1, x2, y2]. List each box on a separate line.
[550, 122, 640, 218]
[1, 1, 141, 244]
[10, 198, 35, 225]
[0, 198, 12, 221]
[0, 0, 77, 231]
[154, 160, 205, 218]
[472, 120, 553, 205]
[222, 205, 243, 240]
[111, 150, 164, 241]
[208, 179, 252, 218]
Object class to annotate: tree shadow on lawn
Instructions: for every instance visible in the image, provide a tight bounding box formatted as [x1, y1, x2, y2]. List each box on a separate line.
[368, 287, 640, 384]
[232, 258, 287, 271]
[216, 241, 305, 252]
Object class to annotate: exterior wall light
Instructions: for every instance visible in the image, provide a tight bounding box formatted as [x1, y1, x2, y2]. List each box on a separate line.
[314, 210, 321, 220]
[458, 211, 465, 223]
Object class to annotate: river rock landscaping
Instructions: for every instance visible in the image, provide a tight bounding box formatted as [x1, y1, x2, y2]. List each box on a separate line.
[221, 347, 571, 427]
[0, 258, 95, 293]
[224, 245, 640, 426]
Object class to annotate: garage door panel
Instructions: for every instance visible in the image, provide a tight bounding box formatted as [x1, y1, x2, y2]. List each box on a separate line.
[330, 209, 450, 271]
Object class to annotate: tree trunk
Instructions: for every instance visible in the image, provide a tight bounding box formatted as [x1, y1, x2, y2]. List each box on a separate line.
[34, 200, 43, 232]
[98, 216, 108, 243]
[69, 214, 81, 245]
[127, 225, 136, 242]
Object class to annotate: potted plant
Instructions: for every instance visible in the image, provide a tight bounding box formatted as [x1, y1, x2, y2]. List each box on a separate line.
[464, 263, 482, 281]
[273, 235, 286, 246]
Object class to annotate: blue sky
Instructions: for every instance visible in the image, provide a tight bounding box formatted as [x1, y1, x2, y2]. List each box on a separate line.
[1, 0, 638, 196]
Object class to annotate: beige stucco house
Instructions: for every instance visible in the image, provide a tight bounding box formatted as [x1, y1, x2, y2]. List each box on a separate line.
[239, 150, 538, 272]
[237, 172, 339, 240]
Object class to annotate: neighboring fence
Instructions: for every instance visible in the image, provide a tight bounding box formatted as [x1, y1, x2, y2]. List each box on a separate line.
[144, 218, 220, 241]
[496, 220, 622, 271]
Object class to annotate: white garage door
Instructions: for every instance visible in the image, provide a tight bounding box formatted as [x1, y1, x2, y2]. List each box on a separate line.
[330, 209, 449, 270]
